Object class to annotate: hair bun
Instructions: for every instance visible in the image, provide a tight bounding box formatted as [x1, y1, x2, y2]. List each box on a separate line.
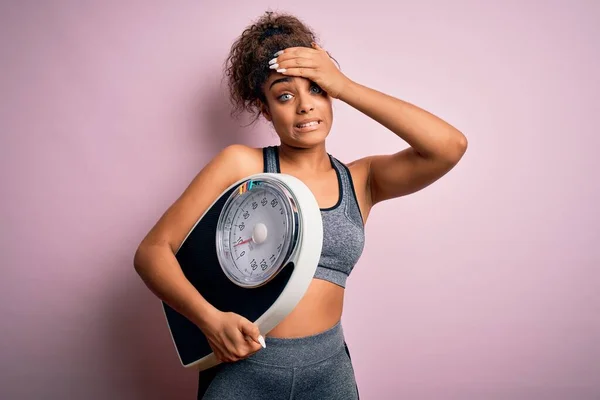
[259, 22, 288, 41]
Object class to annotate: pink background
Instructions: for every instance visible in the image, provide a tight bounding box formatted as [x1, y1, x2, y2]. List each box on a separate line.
[1, 1, 598, 399]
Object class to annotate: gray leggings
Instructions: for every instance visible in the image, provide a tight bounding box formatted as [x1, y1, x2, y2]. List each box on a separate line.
[198, 321, 359, 399]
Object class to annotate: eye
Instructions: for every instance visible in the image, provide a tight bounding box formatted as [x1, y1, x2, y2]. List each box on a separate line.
[310, 84, 323, 94]
[277, 93, 293, 102]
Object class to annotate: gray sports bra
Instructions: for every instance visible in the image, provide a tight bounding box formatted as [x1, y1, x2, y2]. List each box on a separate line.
[263, 146, 365, 288]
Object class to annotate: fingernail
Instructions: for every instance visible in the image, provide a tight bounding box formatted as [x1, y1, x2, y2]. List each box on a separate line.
[276, 68, 286, 73]
[258, 335, 266, 348]
[269, 63, 279, 70]
[274, 50, 284, 56]
[268, 57, 278, 65]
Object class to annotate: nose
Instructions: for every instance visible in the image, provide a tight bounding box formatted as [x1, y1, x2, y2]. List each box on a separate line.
[296, 92, 314, 114]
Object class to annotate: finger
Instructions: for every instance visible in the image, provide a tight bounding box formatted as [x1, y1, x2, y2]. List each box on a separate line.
[275, 46, 317, 57]
[208, 339, 227, 359]
[276, 67, 315, 80]
[271, 47, 316, 64]
[239, 318, 263, 347]
[245, 341, 265, 358]
[236, 337, 262, 357]
[274, 57, 318, 70]
[223, 331, 245, 358]
[271, 49, 315, 64]
[213, 349, 229, 363]
[245, 334, 266, 351]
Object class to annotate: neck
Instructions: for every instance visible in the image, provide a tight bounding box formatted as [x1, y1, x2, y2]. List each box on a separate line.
[277, 142, 331, 174]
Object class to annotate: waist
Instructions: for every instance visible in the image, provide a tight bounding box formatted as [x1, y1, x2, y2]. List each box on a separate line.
[267, 278, 344, 338]
[248, 320, 345, 367]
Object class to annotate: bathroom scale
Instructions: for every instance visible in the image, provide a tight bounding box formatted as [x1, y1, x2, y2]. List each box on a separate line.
[162, 173, 323, 370]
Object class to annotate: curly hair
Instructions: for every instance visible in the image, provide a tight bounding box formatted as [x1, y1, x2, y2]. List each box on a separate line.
[224, 11, 320, 123]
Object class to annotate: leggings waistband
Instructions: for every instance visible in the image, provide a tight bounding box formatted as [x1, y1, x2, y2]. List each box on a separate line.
[247, 321, 345, 367]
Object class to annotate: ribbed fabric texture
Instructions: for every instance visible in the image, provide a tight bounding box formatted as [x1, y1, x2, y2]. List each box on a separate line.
[263, 146, 365, 288]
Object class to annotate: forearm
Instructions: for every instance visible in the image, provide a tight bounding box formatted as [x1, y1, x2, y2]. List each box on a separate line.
[338, 79, 467, 159]
[133, 244, 219, 330]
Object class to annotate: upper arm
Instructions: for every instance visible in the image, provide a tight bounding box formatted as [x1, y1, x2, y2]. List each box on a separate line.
[138, 144, 258, 253]
[365, 143, 467, 205]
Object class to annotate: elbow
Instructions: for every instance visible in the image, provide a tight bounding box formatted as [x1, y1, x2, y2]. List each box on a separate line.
[456, 132, 468, 157]
[446, 131, 468, 164]
[424, 130, 468, 164]
[133, 245, 145, 274]
[133, 241, 153, 275]
[133, 237, 173, 275]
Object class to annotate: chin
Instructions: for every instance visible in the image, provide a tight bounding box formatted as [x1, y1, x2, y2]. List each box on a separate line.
[288, 133, 330, 148]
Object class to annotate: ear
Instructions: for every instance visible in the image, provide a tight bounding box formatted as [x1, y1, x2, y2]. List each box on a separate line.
[258, 100, 272, 121]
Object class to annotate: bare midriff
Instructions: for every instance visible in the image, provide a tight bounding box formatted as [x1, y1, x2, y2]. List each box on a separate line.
[266, 278, 345, 338]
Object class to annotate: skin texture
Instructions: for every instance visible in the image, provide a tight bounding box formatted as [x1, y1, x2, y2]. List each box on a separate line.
[133, 41, 468, 364]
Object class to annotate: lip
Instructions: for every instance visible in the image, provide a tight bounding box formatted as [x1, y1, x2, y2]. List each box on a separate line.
[294, 118, 322, 132]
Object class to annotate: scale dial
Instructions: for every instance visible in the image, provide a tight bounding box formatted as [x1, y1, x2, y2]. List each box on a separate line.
[216, 177, 299, 288]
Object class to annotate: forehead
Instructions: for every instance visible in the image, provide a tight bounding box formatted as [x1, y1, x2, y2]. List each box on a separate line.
[267, 76, 291, 90]
[265, 75, 311, 91]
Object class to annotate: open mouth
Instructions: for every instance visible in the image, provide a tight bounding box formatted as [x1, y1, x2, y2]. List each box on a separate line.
[295, 120, 322, 129]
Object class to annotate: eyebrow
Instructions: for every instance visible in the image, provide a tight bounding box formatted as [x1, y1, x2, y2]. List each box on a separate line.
[269, 77, 291, 90]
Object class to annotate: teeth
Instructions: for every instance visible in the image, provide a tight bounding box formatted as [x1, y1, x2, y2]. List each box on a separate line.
[297, 121, 319, 128]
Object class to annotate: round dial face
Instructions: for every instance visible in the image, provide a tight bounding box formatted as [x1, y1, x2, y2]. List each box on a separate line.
[216, 178, 298, 288]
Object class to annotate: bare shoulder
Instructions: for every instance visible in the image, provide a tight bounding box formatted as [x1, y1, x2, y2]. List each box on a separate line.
[346, 155, 371, 176]
[139, 144, 265, 253]
[222, 143, 264, 170]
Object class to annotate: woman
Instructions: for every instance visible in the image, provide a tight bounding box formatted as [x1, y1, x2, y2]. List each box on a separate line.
[134, 11, 467, 399]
